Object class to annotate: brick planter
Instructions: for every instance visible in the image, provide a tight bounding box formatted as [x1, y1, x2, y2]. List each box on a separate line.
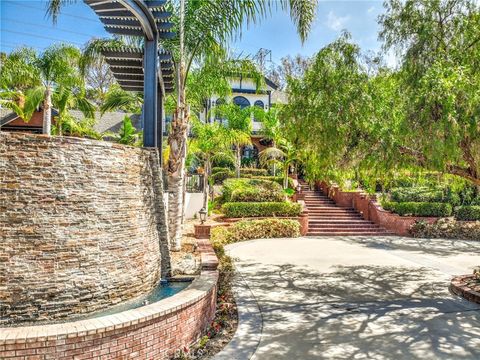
[451, 275, 480, 304]
[194, 223, 230, 239]
[0, 241, 219, 360]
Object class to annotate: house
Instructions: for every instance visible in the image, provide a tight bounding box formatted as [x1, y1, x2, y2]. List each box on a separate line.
[0, 107, 58, 133]
[0, 107, 141, 135]
[198, 75, 285, 166]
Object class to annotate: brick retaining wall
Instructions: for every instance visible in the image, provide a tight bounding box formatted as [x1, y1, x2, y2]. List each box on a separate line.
[0, 132, 169, 324]
[0, 240, 218, 359]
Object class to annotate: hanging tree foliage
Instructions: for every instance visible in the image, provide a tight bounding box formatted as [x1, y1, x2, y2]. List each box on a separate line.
[283, 0, 480, 187]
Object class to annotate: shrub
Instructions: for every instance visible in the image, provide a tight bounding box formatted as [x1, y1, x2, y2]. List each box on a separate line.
[240, 168, 268, 176]
[220, 178, 282, 203]
[411, 218, 480, 240]
[390, 187, 445, 203]
[222, 201, 302, 218]
[455, 206, 480, 221]
[251, 176, 295, 188]
[231, 187, 285, 202]
[211, 170, 234, 184]
[212, 167, 231, 174]
[211, 219, 300, 246]
[382, 201, 452, 217]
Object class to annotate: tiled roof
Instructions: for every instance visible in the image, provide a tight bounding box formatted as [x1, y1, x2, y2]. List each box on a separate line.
[68, 110, 142, 133]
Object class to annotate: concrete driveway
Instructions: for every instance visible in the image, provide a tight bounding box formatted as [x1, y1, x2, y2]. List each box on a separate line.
[225, 236, 480, 360]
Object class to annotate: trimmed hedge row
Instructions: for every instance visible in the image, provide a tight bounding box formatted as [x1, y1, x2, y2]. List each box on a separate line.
[231, 187, 285, 202]
[211, 219, 301, 246]
[211, 170, 234, 184]
[390, 187, 445, 203]
[240, 168, 268, 176]
[250, 176, 295, 189]
[220, 178, 282, 203]
[382, 201, 453, 217]
[455, 206, 480, 221]
[411, 219, 480, 240]
[222, 201, 302, 218]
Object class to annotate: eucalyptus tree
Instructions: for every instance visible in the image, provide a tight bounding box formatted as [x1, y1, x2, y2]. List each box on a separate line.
[379, 0, 480, 185]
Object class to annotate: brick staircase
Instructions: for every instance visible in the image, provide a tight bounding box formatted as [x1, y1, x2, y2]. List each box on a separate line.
[299, 182, 392, 236]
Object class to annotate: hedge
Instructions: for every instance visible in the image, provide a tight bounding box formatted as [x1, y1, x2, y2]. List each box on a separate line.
[382, 201, 452, 217]
[455, 206, 480, 221]
[390, 187, 445, 203]
[231, 187, 285, 202]
[240, 168, 268, 177]
[211, 170, 234, 184]
[222, 201, 302, 218]
[211, 219, 300, 246]
[212, 167, 231, 174]
[250, 176, 295, 189]
[220, 178, 282, 203]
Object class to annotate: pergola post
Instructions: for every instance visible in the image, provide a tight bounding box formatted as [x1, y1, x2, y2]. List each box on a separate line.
[157, 84, 164, 160]
[143, 35, 158, 147]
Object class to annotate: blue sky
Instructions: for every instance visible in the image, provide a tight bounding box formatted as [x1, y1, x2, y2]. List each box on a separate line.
[1, 0, 387, 66]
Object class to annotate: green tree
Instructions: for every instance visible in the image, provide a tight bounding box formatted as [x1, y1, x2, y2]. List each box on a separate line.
[214, 103, 263, 178]
[379, 0, 480, 185]
[189, 118, 233, 212]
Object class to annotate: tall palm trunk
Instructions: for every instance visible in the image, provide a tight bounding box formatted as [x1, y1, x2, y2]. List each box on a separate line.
[167, 0, 187, 251]
[43, 85, 52, 135]
[202, 159, 210, 212]
[284, 166, 289, 189]
[235, 145, 241, 178]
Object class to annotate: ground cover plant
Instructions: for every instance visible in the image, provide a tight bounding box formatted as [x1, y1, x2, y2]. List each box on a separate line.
[211, 219, 301, 246]
[411, 218, 480, 241]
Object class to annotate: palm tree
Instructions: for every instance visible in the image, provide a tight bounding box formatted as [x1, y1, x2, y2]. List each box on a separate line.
[46, 0, 319, 250]
[189, 118, 233, 212]
[257, 107, 298, 188]
[214, 103, 264, 178]
[1, 45, 94, 134]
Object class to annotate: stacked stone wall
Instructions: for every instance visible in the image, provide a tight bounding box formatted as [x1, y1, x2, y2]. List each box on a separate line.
[0, 132, 169, 324]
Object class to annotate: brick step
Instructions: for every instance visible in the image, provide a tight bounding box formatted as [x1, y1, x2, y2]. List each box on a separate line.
[306, 232, 393, 236]
[306, 207, 356, 211]
[308, 213, 363, 217]
[307, 225, 382, 230]
[309, 219, 375, 224]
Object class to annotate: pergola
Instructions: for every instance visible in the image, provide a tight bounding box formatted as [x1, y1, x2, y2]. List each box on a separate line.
[84, 0, 175, 149]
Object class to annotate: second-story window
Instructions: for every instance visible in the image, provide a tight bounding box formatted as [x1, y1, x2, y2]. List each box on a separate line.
[253, 100, 264, 122]
[233, 96, 251, 109]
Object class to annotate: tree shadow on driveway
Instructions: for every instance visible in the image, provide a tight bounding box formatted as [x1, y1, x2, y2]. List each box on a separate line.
[236, 262, 480, 360]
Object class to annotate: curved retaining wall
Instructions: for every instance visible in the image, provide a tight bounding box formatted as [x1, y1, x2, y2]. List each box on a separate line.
[0, 132, 169, 324]
[0, 240, 219, 360]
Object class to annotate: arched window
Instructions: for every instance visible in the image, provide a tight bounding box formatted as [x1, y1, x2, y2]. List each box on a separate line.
[233, 96, 251, 109]
[254, 100, 264, 109]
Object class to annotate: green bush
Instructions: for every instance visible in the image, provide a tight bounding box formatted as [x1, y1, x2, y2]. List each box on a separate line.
[390, 187, 445, 203]
[222, 201, 302, 218]
[455, 206, 480, 221]
[212, 167, 231, 174]
[211, 219, 300, 246]
[382, 201, 452, 217]
[211, 170, 234, 184]
[220, 178, 282, 203]
[240, 168, 269, 176]
[250, 176, 295, 188]
[231, 187, 285, 202]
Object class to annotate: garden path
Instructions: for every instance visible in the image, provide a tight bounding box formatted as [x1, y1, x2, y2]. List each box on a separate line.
[217, 236, 480, 360]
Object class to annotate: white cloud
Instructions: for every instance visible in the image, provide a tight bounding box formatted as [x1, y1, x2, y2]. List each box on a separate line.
[367, 6, 375, 14]
[325, 11, 351, 32]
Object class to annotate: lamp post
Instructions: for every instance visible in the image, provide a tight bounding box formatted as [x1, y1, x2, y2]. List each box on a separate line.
[199, 207, 207, 224]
